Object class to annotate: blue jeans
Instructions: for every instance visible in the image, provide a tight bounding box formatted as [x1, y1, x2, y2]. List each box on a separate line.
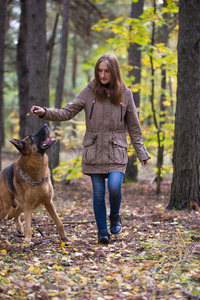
[90, 172, 124, 232]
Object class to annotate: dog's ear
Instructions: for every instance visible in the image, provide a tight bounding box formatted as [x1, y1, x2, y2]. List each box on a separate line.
[9, 139, 25, 153]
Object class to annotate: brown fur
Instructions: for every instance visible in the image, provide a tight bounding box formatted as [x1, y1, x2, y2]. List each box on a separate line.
[189, 201, 200, 211]
[0, 125, 67, 242]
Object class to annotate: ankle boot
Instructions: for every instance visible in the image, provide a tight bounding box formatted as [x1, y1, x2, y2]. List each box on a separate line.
[109, 214, 122, 234]
[98, 230, 110, 244]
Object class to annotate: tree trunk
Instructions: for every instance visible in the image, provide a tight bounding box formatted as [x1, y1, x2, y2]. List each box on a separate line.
[125, 0, 144, 182]
[17, 0, 29, 139]
[128, 0, 143, 109]
[47, 12, 60, 80]
[27, 0, 49, 134]
[52, 0, 70, 169]
[156, 0, 168, 192]
[0, 0, 7, 170]
[149, 0, 164, 194]
[168, 0, 200, 209]
[72, 35, 77, 89]
[124, 155, 138, 182]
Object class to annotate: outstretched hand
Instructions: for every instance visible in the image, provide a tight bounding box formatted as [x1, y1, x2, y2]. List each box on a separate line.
[31, 106, 46, 117]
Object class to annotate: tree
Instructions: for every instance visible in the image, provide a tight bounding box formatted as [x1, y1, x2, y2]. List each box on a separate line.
[52, 0, 70, 169]
[124, 0, 144, 182]
[27, 0, 49, 133]
[17, 0, 29, 139]
[168, 0, 200, 209]
[72, 35, 77, 89]
[47, 11, 60, 79]
[0, 0, 7, 170]
[128, 0, 144, 109]
[156, 0, 168, 192]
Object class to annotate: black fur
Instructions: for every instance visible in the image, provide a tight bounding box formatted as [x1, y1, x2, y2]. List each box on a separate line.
[3, 163, 17, 207]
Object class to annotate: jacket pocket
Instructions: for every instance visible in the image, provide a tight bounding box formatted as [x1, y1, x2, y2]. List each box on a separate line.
[110, 139, 128, 164]
[82, 133, 98, 165]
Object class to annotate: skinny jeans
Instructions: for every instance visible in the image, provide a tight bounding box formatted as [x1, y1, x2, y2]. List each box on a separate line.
[90, 172, 124, 232]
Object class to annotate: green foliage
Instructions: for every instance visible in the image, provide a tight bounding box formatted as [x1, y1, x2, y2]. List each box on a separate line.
[53, 157, 83, 181]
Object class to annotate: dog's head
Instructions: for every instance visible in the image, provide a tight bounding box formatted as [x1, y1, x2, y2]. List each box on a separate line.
[9, 124, 57, 156]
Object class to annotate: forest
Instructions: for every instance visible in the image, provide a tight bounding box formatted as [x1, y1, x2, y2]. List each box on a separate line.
[0, 0, 200, 299]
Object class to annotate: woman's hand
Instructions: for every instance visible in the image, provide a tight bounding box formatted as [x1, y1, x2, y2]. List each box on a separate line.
[141, 159, 149, 167]
[31, 106, 46, 117]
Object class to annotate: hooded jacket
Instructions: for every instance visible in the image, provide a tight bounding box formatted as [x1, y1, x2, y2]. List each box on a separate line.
[43, 80, 150, 174]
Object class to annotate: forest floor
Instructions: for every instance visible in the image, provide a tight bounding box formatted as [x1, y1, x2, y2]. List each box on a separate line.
[1, 174, 200, 300]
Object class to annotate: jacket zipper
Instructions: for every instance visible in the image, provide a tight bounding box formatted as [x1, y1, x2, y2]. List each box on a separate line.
[121, 105, 123, 122]
[89, 98, 96, 119]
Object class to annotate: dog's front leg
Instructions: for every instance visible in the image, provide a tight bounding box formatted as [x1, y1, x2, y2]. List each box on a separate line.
[44, 201, 68, 242]
[23, 206, 32, 242]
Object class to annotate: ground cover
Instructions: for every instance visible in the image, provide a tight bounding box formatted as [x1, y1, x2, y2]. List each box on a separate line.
[0, 176, 200, 299]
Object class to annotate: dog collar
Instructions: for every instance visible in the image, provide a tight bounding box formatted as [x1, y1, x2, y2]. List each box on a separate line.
[19, 168, 48, 186]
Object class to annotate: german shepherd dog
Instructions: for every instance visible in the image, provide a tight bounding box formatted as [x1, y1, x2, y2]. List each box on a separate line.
[0, 124, 67, 242]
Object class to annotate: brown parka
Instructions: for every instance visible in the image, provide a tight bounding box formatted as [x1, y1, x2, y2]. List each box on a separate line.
[43, 80, 150, 175]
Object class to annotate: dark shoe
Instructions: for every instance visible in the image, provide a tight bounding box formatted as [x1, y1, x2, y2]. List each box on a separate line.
[109, 214, 122, 234]
[98, 230, 110, 244]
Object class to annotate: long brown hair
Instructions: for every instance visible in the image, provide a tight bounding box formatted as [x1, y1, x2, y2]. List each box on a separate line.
[92, 53, 124, 105]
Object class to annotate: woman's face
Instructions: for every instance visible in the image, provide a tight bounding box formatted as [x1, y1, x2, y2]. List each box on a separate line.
[98, 61, 111, 85]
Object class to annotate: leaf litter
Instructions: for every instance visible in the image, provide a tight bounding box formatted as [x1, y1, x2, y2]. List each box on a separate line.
[0, 176, 200, 299]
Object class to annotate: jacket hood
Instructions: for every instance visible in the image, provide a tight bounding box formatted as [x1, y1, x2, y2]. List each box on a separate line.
[87, 79, 95, 89]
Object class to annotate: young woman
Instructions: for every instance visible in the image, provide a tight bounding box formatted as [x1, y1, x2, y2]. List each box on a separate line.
[31, 53, 150, 244]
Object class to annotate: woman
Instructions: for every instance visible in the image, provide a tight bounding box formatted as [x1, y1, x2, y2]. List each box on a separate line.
[31, 53, 150, 244]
